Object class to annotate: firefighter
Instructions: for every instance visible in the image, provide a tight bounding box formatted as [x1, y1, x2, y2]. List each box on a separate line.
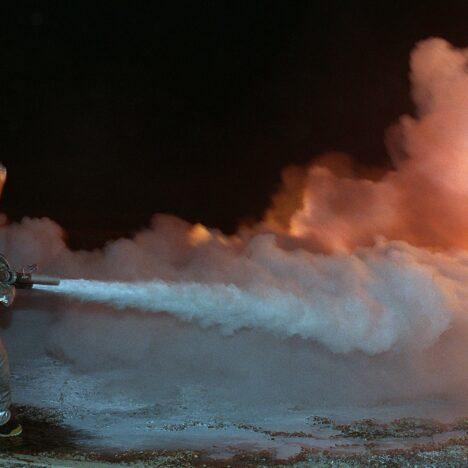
[0, 259, 22, 437]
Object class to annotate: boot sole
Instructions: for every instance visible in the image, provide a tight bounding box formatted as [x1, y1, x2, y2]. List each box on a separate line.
[0, 424, 22, 437]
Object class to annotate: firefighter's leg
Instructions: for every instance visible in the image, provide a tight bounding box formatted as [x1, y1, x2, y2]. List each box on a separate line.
[0, 338, 11, 425]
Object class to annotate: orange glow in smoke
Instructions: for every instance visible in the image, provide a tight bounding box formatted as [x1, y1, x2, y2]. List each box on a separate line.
[189, 223, 212, 246]
[262, 39, 468, 253]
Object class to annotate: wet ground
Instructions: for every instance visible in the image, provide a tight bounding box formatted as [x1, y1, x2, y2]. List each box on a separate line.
[2, 317, 467, 466]
[0, 405, 465, 466]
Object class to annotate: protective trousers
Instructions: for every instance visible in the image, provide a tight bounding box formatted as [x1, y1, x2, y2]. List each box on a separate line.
[0, 339, 11, 425]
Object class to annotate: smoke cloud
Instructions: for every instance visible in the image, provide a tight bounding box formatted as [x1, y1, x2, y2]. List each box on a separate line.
[265, 38, 468, 252]
[1, 38, 467, 408]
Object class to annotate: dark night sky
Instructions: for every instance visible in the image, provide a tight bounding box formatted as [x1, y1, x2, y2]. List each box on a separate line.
[1, 1, 467, 249]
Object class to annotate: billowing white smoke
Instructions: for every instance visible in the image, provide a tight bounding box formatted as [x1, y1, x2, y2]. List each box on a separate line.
[37, 239, 464, 355]
[1, 37, 467, 407]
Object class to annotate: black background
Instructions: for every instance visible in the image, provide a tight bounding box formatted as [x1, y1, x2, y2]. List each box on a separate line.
[1, 1, 467, 249]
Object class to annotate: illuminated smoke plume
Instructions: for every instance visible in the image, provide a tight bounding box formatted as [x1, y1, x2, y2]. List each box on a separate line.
[0, 38, 467, 406]
[265, 38, 468, 252]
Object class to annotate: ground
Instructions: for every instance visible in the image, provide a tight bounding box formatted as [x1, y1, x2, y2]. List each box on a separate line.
[0, 404, 465, 467]
[3, 316, 467, 467]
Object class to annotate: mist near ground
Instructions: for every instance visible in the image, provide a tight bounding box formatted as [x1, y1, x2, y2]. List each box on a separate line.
[0, 38, 466, 415]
